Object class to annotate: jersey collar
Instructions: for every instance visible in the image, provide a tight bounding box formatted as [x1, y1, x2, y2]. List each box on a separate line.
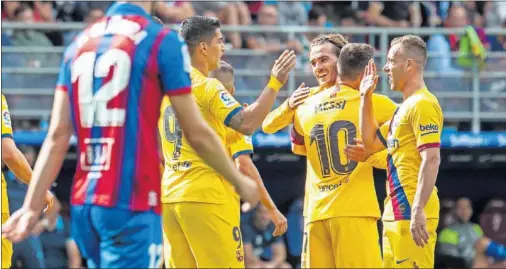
[106, 2, 151, 19]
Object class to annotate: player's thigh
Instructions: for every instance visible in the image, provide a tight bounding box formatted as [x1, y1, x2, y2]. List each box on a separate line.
[174, 201, 245, 268]
[305, 220, 335, 268]
[384, 219, 439, 268]
[330, 217, 382, 268]
[91, 206, 163, 268]
[2, 213, 13, 268]
[162, 203, 196, 269]
[70, 205, 101, 268]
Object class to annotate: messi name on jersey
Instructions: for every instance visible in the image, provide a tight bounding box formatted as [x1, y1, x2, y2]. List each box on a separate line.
[314, 99, 347, 114]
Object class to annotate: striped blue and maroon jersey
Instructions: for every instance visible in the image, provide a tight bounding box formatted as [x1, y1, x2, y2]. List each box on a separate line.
[55, 2, 191, 213]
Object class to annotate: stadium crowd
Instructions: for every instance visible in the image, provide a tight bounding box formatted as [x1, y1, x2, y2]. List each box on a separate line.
[1, 1, 506, 268]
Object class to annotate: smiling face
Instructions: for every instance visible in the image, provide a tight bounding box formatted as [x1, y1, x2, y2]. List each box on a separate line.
[309, 42, 338, 88]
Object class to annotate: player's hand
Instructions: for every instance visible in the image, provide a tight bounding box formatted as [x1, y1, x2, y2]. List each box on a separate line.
[2, 207, 41, 243]
[44, 190, 55, 213]
[288, 83, 311, 109]
[270, 209, 288, 237]
[410, 209, 429, 248]
[236, 176, 260, 208]
[344, 138, 369, 162]
[271, 50, 297, 84]
[359, 59, 379, 97]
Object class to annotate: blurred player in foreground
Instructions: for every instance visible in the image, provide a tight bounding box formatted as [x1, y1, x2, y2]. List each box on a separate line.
[210, 61, 288, 236]
[261, 33, 348, 266]
[1, 94, 54, 268]
[358, 35, 442, 268]
[160, 16, 295, 268]
[2, 2, 259, 268]
[290, 43, 397, 268]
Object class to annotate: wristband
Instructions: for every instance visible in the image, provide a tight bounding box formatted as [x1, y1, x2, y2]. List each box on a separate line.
[267, 75, 284, 92]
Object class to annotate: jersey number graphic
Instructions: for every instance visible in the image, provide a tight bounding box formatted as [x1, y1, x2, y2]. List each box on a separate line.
[148, 243, 163, 268]
[309, 120, 358, 177]
[163, 105, 183, 160]
[72, 49, 131, 128]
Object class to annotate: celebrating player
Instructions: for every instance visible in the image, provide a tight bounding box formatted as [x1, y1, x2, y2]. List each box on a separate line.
[160, 16, 295, 268]
[2, 2, 259, 268]
[359, 35, 442, 268]
[210, 61, 288, 236]
[1, 95, 54, 268]
[290, 43, 397, 268]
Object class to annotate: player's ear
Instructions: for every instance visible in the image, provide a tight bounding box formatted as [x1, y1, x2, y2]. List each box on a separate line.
[199, 41, 208, 56]
[406, 58, 415, 72]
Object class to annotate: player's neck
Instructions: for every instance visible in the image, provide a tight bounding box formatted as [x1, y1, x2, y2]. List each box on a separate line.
[192, 59, 210, 77]
[338, 81, 359, 90]
[401, 74, 425, 101]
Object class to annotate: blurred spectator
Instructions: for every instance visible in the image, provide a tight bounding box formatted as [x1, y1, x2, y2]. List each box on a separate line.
[6, 146, 46, 269]
[32, 198, 82, 268]
[242, 205, 292, 269]
[153, 1, 194, 23]
[366, 1, 422, 28]
[339, 7, 366, 43]
[192, 2, 251, 49]
[300, 6, 327, 68]
[1, 1, 21, 20]
[63, 7, 104, 46]
[246, 5, 302, 53]
[495, 19, 506, 51]
[31, 1, 63, 46]
[276, 2, 308, 35]
[11, 4, 55, 68]
[437, 197, 506, 268]
[484, 1, 506, 27]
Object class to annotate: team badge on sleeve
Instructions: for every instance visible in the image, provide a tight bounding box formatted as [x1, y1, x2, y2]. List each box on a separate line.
[219, 91, 238, 108]
[3, 110, 11, 127]
[244, 135, 253, 145]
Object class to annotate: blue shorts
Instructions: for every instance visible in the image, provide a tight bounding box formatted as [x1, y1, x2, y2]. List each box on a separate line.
[71, 205, 162, 268]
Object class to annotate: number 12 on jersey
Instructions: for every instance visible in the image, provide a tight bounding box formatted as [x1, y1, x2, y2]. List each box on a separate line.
[309, 120, 358, 177]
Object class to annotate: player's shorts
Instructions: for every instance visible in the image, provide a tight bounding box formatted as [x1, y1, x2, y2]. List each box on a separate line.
[2, 213, 13, 269]
[382, 219, 439, 268]
[162, 198, 244, 268]
[70, 205, 162, 268]
[304, 217, 382, 268]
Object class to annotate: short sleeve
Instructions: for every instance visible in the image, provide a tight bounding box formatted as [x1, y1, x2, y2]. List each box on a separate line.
[290, 114, 306, 156]
[376, 121, 390, 148]
[372, 94, 398, 125]
[410, 100, 443, 152]
[158, 31, 192, 96]
[2, 95, 13, 138]
[228, 129, 254, 159]
[206, 79, 243, 126]
[56, 56, 71, 93]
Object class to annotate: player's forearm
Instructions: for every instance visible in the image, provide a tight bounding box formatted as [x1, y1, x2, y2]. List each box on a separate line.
[2, 145, 32, 184]
[237, 158, 277, 211]
[23, 133, 70, 211]
[236, 86, 280, 135]
[412, 155, 440, 212]
[262, 100, 295, 134]
[360, 94, 380, 151]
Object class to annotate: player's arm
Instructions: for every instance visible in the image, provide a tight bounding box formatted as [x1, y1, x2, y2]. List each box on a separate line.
[290, 114, 307, 156]
[228, 50, 297, 135]
[23, 89, 73, 212]
[411, 100, 443, 213]
[158, 32, 258, 204]
[262, 83, 310, 134]
[359, 60, 387, 154]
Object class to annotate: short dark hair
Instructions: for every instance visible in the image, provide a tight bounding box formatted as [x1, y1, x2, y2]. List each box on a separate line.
[308, 6, 325, 21]
[310, 33, 348, 57]
[180, 16, 220, 53]
[390, 35, 427, 67]
[337, 43, 375, 81]
[13, 4, 31, 18]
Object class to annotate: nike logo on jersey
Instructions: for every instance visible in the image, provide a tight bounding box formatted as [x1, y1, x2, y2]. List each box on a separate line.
[396, 258, 409, 264]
